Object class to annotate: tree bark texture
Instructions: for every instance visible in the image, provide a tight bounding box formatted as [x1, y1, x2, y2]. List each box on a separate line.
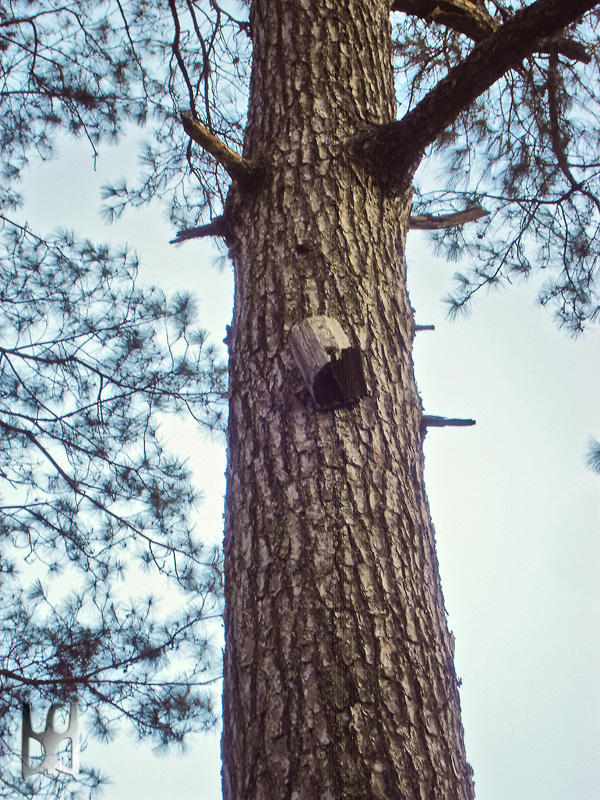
[221, 1, 473, 798]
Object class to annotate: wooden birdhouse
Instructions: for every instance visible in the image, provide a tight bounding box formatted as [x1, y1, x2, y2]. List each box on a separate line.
[290, 315, 367, 408]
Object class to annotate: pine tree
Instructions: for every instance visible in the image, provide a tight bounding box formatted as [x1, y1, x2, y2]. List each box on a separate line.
[2, 1, 600, 798]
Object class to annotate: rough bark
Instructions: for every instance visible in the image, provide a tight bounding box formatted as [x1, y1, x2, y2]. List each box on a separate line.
[221, 2, 473, 798]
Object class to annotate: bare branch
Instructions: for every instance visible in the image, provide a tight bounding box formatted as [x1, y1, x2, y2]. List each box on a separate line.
[169, 215, 227, 244]
[409, 205, 488, 229]
[392, 0, 499, 42]
[422, 415, 476, 428]
[180, 112, 260, 184]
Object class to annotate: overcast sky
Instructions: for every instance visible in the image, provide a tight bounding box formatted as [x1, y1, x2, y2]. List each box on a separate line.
[14, 130, 600, 800]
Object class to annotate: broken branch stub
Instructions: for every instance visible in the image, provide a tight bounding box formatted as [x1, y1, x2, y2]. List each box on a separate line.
[290, 316, 368, 409]
[421, 415, 476, 431]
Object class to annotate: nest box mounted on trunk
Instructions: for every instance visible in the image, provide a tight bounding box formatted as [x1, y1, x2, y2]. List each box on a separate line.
[290, 315, 368, 409]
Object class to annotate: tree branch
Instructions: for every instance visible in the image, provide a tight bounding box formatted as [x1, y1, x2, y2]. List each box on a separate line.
[422, 415, 476, 429]
[170, 207, 489, 244]
[391, 0, 591, 63]
[356, 0, 599, 191]
[180, 112, 260, 184]
[0, 419, 207, 564]
[546, 51, 600, 215]
[169, 215, 227, 244]
[392, 0, 499, 42]
[0, 668, 218, 688]
[409, 205, 488, 229]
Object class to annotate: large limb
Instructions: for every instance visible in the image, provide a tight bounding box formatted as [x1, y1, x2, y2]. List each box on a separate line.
[391, 0, 590, 62]
[355, 0, 599, 191]
[392, 0, 499, 41]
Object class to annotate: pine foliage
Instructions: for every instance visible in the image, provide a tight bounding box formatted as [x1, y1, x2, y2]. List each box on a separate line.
[393, 2, 600, 331]
[0, 214, 227, 796]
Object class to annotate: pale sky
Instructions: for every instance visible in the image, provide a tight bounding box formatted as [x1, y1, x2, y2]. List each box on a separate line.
[13, 129, 600, 800]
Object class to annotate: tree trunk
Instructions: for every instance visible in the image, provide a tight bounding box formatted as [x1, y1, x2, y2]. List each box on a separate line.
[221, 1, 474, 797]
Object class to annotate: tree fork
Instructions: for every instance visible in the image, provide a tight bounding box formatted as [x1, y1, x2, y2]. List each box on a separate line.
[355, 0, 599, 190]
[391, 0, 591, 63]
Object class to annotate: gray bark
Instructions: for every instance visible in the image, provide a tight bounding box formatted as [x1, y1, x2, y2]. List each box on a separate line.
[221, 1, 473, 797]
